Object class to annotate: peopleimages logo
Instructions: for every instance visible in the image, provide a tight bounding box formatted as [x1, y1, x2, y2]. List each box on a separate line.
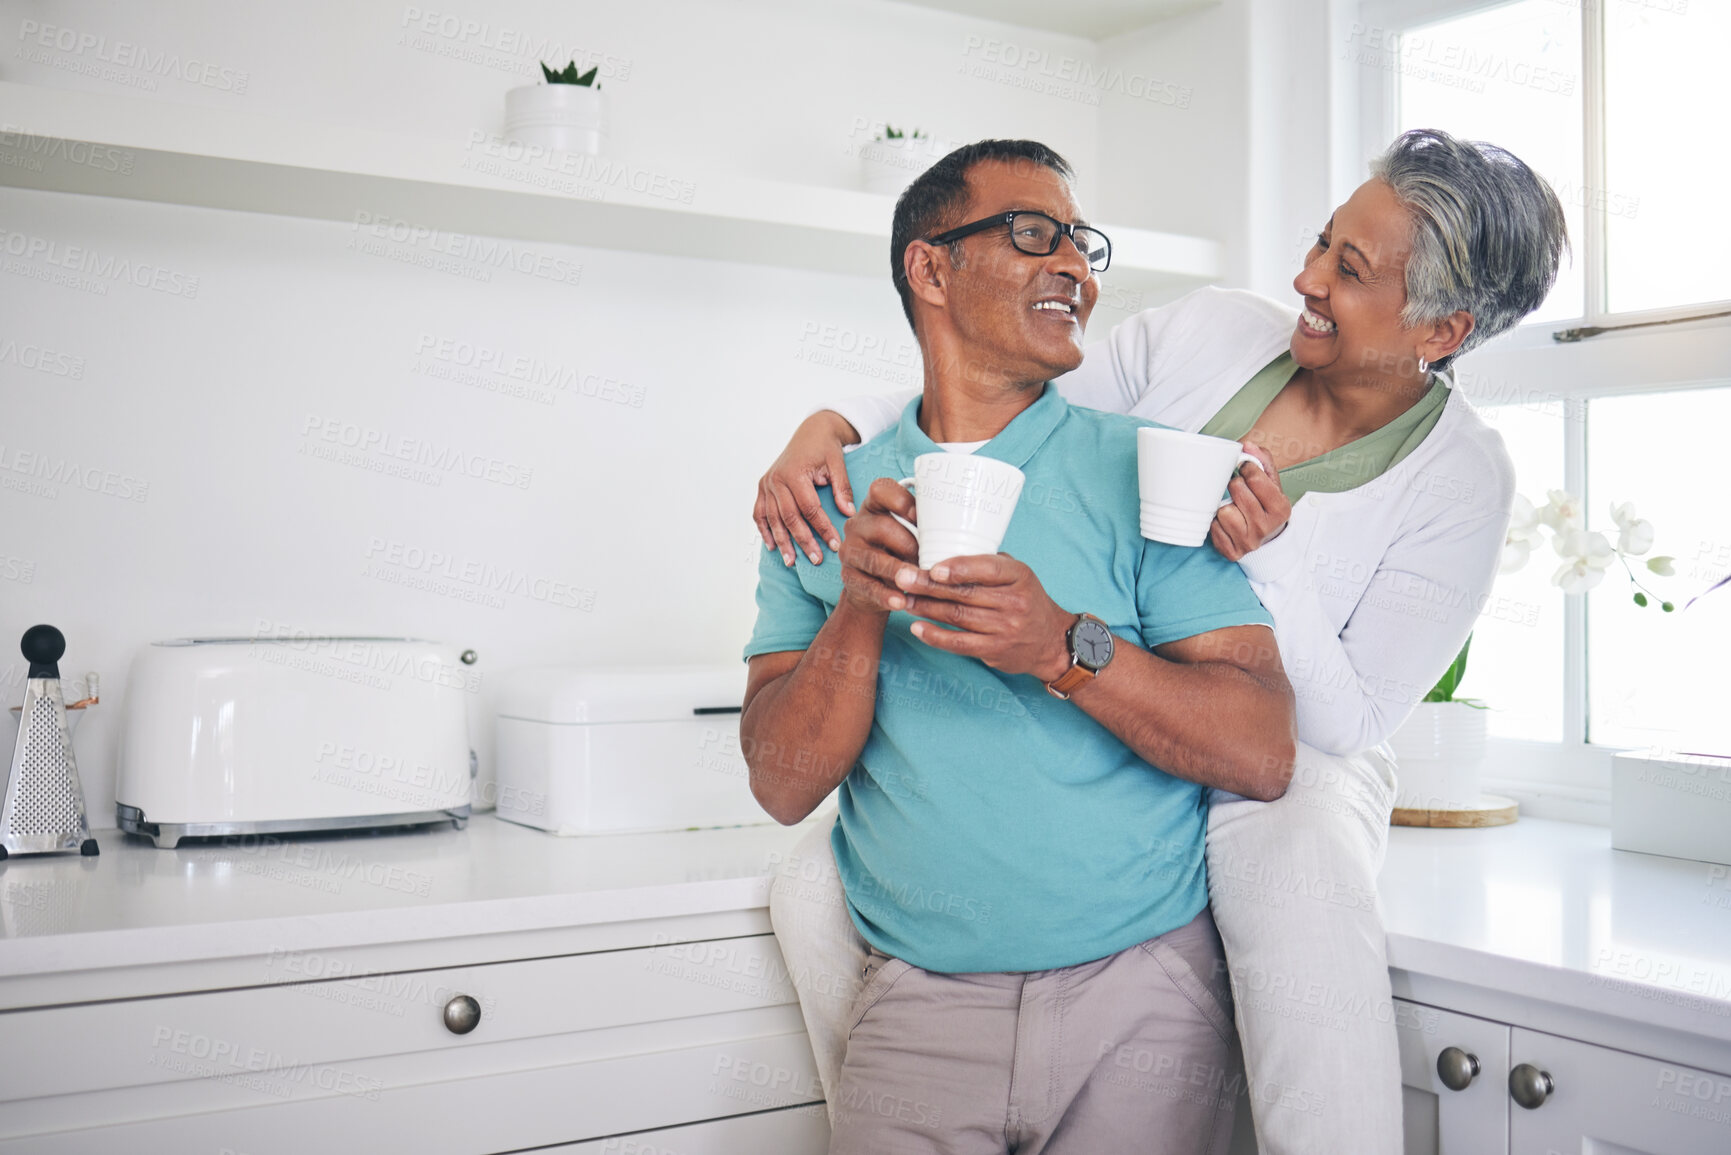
[0, 442, 149, 502]
[0, 335, 84, 379]
[958, 36, 1193, 108]
[0, 124, 134, 175]
[16, 20, 250, 94]
[0, 227, 200, 298]
[298, 414, 534, 490]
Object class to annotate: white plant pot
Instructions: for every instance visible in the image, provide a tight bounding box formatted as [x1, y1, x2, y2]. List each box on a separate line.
[1387, 701, 1488, 811]
[505, 84, 607, 155]
[859, 136, 938, 196]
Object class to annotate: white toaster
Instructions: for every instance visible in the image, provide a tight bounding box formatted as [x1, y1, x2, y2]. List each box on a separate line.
[116, 637, 475, 848]
[493, 665, 767, 835]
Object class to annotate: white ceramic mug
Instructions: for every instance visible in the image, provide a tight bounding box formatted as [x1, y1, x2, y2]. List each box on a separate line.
[889, 453, 1026, 569]
[1137, 427, 1262, 548]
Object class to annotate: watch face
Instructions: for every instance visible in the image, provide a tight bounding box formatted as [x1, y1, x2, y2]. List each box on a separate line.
[1073, 618, 1114, 671]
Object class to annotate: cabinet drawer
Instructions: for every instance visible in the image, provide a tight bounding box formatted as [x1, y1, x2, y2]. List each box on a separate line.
[0, 933, 794, 1105]
[0, 1029, 823, 1155]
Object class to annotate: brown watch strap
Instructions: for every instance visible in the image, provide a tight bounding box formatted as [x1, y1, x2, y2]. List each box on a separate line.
[1046, 662, 1096, 699]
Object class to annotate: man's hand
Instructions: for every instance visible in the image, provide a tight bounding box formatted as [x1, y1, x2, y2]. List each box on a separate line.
[891, 554, 1075, 682]
[838, 478, 922, 616]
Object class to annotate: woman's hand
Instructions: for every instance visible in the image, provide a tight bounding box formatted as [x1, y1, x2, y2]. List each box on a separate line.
[754, 411, 862, 567]
[1209, 441, 1290, 561]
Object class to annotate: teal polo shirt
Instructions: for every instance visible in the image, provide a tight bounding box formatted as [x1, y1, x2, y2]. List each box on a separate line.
[744, 386, 1273, 974]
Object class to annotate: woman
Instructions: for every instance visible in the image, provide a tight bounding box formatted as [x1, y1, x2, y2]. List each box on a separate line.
[757, 129, 1565, 1153]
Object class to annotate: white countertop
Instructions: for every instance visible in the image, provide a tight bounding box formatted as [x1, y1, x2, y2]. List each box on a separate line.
[3, 814, 1729, 1054]
[0, 814, 816, 984]
[1381, 818, 1731, 1051]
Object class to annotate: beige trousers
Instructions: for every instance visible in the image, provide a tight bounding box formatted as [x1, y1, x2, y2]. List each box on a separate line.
[829, 911, 1238, 1155]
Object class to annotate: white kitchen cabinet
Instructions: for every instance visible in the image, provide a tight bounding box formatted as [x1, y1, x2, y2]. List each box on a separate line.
[1506, 1028, 1731, 1155]
[1396, 999, 1512, 1155]
[0, 932, 827, 1154]
[1233, 1000, 1731, 1154]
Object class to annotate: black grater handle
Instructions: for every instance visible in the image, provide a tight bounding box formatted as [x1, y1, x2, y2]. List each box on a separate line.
[21, 624, 64, 680]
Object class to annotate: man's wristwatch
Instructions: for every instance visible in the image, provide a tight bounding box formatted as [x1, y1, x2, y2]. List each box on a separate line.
[1046, 613, 1115, 700]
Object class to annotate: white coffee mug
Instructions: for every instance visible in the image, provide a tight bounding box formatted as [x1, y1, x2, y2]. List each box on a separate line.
[1137, 427, 1261, 548]
[889, 452, 1025, 569]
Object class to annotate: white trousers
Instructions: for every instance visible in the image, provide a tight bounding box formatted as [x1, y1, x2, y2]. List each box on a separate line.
[1205, 743, 1402, 1154]
[768, 742, 1401, 1152]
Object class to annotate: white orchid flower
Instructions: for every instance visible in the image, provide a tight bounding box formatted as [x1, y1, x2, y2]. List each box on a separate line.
[1551, 528, 1615, 593]
[1539, 488, 1584, 532]
[1609, 501, 1655, 556]
[1500, 494, 1546, 573]
[1501, 538, 1534, 573]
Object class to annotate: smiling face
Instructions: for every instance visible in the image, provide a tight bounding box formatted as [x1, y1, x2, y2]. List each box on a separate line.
[1291, 177, 1427, 378]
[926, 158, 1100, 385]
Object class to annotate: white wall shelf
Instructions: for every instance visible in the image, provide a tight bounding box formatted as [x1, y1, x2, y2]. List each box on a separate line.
[902, 0, 1219, 40]
[0, 81, 1221, 295]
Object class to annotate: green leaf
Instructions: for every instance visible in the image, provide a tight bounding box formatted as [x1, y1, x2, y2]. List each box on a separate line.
[560, 61, 580, 83]
[1634, 591, 1648, 607]
[1662, 601, 1675, 612]
[576, 65, 599, 86]
[1422, 636, 1472, 702]
[541, 62, 558, 84]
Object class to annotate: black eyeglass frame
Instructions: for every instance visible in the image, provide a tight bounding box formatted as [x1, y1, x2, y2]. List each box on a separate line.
[924, 210, 1113, 273]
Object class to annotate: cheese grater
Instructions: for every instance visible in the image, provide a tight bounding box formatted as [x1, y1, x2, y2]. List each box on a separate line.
[1, 625, 99, 859]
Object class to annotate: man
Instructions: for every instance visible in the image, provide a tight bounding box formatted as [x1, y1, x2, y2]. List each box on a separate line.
[741, 140, 1296, 1154]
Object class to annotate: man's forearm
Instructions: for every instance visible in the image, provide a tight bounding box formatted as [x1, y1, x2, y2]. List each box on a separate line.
[1070, 638, 1296, 801]
[742, 603, 888, 823]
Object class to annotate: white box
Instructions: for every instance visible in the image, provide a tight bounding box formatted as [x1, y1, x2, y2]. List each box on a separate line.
[1612, 749, 1731, 867]
[493, 665, 768, 835]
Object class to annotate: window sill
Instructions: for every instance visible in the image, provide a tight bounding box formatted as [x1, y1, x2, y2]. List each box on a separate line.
[1481, 736, 1615, 827]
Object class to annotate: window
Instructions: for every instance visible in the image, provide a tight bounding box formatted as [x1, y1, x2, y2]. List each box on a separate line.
[1393, 0, 1584, 323]
[1350, 0, 1731, 780]
[1604, 2, 1731, 313]
[1587, 387, 1731, 754]
[1455, 400, 1564, 743]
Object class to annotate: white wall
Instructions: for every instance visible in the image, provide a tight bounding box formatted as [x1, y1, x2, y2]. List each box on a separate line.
[1096, 0, 1249, 280]
[1095, 0, 1342, 298]
[0, 0, 1321, 827]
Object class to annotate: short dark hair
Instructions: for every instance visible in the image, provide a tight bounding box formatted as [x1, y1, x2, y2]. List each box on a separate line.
[890, 139, 1075, 332]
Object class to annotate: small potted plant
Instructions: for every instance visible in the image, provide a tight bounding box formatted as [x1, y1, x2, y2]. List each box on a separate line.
[860, 125, 937, 196]
[1388, 639, 1490, 815]
[505, 60, 606, 155]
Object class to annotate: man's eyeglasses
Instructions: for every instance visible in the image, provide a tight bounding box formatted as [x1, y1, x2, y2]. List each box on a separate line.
[925, 211, 1112, 274]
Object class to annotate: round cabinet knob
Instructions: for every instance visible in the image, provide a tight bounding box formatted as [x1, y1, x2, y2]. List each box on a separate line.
[1509, 1062, 1554, 1109]
[442, 994, 481, 1035]
[1437, 1046, 1480, 1091]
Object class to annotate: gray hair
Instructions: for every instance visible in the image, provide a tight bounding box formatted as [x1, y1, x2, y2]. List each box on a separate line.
[1371, 129, 1567, 369]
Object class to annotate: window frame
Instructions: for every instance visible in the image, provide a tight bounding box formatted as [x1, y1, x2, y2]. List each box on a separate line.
[1340, 0, 1731, 816]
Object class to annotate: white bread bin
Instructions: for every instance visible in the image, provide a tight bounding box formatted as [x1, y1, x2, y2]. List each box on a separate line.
[493, 665, 765, 835]
[116, 637, 474, 848]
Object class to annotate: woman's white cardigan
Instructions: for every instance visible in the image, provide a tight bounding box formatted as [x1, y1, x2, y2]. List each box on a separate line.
[826, 287, 1517, 755]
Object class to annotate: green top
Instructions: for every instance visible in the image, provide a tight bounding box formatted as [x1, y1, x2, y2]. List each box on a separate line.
[1198, 353, 1450, 501]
